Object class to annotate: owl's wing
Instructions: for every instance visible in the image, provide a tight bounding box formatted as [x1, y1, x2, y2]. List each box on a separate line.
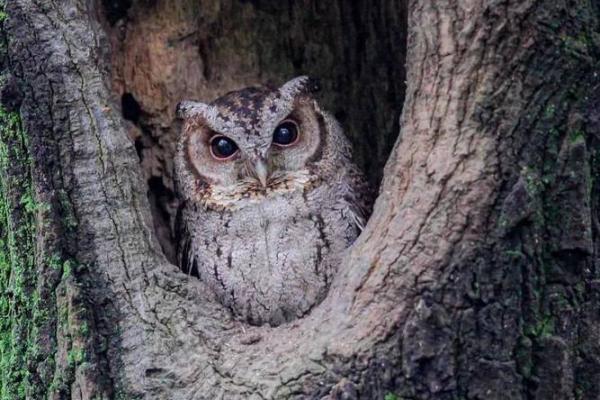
[174, 202, 197, 276]
[344, 166, 374, 232]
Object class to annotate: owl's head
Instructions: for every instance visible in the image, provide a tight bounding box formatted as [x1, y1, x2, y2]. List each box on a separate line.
[175, 76, 349, 209]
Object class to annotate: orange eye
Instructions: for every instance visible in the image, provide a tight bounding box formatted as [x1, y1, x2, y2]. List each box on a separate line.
[210, 136, 239, 160]
[272, 121, 299, 147]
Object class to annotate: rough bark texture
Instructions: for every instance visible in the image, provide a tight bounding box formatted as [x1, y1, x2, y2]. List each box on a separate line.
[1, 0, 600, 399]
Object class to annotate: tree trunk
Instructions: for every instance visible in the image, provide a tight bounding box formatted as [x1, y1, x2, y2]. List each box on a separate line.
[1, 0, 599, 399]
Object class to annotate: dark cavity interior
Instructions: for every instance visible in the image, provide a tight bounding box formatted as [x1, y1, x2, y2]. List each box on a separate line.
[102, 0, 408, 265]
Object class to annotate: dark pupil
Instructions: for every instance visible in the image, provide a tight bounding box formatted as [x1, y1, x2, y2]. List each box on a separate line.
[211, 136, 238, 158]
[273, 122, 298, 145]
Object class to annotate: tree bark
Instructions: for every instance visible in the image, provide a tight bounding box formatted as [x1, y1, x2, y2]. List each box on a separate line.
[1, 0, 600, 399]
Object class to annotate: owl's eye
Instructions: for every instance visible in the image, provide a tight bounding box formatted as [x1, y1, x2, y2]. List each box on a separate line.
[210, 136, 239, 160]
[272, 121, 299, 147]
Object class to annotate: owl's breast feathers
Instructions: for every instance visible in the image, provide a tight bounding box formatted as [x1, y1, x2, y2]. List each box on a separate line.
[194, 169, 322, 211]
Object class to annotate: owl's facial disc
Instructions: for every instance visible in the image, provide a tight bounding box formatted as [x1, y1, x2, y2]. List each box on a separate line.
[265, 99, 322, 174]
[179, 80, 324, 198]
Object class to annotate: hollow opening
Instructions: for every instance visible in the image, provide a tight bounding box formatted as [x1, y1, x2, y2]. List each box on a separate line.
[121, 92, 142, 123]
[102, 0, 132, 25]
[104, 0, 408, 265]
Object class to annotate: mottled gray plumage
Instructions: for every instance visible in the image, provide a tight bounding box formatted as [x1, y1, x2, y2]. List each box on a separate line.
[175, 76, 371, 326]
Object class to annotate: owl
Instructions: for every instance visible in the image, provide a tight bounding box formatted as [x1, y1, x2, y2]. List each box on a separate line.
[175, 76, 371, 327]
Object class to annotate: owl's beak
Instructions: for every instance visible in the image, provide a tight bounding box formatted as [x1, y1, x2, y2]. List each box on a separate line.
[253, 159, 269, 188]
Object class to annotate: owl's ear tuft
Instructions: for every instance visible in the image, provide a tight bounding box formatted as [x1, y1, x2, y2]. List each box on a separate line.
[176, 101, 213, 120]
[280, 76, 321, 99]
[176, 101, 197, 119]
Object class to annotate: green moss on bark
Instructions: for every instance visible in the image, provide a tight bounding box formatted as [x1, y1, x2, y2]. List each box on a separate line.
[0, 107, 83, 400]
[0, 107, 42, 399]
